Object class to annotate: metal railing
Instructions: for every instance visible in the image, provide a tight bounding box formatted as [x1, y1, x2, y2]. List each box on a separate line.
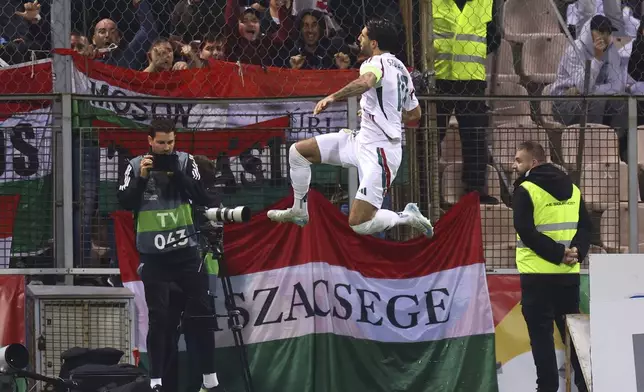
[0, 93, 641, 277]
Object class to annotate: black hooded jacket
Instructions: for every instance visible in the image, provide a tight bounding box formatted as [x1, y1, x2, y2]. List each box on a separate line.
[512, 164, 592, 284]
[628, 20, 644, 82]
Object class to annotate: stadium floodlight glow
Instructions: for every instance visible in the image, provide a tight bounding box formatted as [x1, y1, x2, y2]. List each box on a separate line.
[0, 344, 29, 373]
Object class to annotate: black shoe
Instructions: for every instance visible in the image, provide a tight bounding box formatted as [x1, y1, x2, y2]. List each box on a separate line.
[152, 386, 163, 392]
[479, 194, 499, 205]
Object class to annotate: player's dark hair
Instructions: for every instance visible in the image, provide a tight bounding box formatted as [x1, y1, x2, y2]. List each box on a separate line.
[518, 141, 546, 163]
[365, 18, 399, 53]
[148, 118, 176, 138]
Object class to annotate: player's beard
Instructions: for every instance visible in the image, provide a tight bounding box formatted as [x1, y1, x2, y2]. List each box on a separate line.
[359, 44, 372, 58]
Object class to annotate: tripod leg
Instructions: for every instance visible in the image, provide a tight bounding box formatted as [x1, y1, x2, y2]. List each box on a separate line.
[218, 262, 255, 392]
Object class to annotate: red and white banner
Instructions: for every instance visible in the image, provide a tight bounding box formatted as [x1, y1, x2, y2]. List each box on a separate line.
[113, 189, 499, 392]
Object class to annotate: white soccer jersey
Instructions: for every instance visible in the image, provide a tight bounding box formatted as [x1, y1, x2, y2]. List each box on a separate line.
[357, 53, 419, 145]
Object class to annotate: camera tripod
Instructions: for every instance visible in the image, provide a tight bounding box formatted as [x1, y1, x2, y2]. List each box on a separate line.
[166, 221, 254, 392]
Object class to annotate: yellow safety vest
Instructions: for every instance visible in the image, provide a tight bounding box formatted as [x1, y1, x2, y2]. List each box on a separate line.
[516, 181, 581, 274]
[433, 0, 492, 81]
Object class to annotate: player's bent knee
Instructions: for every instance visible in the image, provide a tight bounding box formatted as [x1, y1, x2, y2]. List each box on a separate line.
[289, 143, 312, 167]
[293, 139, 321, 164]
[350, 220, 375, 235]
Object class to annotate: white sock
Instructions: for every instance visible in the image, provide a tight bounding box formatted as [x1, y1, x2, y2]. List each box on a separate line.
[289, 144, 311, 212]
[150, 378, 162, 388]
[374, 209, 412, 229]
[203, 373, 219, 388]
[351, 209, 411, 235]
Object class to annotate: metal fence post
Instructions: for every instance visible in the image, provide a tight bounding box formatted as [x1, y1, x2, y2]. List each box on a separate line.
[51, 0, 72, 91]
[347, 97, 359, 209]
[51, 0, 73, 282]
[628, 97, 639, 253]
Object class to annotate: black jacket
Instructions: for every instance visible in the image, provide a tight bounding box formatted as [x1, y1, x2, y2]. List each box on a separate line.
[629, 19, 644, 82]
[512, 164, 592, 284]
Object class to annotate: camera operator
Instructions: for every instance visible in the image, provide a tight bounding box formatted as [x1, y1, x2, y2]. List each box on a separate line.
[117, 118, 221, 392]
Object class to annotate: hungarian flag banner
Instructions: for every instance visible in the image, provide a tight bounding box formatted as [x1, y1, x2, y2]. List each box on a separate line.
[113, 190, 499, 392]
[0, 104, 52, 257]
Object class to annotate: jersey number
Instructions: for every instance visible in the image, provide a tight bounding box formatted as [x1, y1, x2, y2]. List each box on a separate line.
[396, 74, 410, 112]
[154, 229, 189, 250]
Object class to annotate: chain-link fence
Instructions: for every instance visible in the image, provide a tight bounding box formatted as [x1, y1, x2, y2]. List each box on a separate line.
[2, 0, 644, 276]
[419, 94, 633, 269]
[0, 94, 642, 274]
[3, 0, 642, 89]
[2, 0, 422, 91]
[72, 95, 352, 267]
[66, 93, 637, 271]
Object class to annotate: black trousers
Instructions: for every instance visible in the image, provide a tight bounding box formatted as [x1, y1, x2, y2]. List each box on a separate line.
[435, 79, 489, 193]
[163, 283, 208, 392]
[521, 279, 587, 392]
[140, 256, 216, 379]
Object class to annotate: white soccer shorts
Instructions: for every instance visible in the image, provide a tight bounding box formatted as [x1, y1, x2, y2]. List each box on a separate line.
[314, 129, 402, 209]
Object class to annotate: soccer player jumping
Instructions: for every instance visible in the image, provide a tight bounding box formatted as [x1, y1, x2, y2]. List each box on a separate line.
[268, 18, 434, 238]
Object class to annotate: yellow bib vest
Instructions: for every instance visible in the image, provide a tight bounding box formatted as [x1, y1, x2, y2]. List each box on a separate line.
[516, 181, 581, 274]
[432, 0, 492, 81]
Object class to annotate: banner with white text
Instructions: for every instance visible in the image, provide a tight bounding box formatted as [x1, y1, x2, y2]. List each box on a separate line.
[113, 189, 499, 392]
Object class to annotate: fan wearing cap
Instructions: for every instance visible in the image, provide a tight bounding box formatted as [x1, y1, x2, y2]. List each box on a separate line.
[550, 14, 627, 160]
[222, 0, 293, 66]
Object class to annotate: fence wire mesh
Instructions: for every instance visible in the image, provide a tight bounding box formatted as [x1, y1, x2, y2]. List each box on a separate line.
[431, 95, 629, 269]
[73, 96, 360, 267]
[0, 98, 55, 269]
[2, 0, 644, 274]
[3, 0, 420, 90]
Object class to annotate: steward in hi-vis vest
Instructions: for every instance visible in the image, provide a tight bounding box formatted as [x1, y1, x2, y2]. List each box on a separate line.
[432, 0, 501, 205]
[515, 180, 582, 274]
[117, 118, 220, 392]
[433, 0, 492, 82]
[511, 141, 591, 392]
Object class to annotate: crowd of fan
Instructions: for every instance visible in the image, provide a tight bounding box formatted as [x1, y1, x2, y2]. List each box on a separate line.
[0, 0, 408, 71]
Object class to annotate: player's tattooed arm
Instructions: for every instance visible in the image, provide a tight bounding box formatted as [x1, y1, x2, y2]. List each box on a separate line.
[330, 72, 378, 101]
[314, 72, 377, 115]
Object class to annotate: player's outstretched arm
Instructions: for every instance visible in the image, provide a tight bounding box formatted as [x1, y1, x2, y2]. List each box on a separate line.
[313, 72, 378, 115]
